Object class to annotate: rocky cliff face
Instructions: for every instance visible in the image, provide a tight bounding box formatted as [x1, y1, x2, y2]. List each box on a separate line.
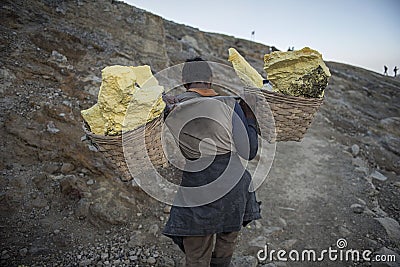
[1, 1, 399, 266]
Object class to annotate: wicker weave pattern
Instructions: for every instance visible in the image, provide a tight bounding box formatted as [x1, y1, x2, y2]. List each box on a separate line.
[245, 87, 324, 142]
[83, 116, 167, 181]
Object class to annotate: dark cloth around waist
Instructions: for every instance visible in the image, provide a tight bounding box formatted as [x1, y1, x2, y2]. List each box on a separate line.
[162, 153, 261, 251]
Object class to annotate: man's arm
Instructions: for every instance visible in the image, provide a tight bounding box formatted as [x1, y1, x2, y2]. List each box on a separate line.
[162, 93, 179, 119]
[232, 102, 258, 160]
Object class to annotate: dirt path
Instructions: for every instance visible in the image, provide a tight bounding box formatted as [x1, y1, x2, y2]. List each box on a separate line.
[232, 114, 394, 266]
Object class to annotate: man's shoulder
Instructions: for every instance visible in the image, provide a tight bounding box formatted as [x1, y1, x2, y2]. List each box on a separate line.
[176, 91, 201, 102]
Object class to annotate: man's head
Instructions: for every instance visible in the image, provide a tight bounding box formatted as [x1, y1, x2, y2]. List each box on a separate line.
[182, 57, 212, 89]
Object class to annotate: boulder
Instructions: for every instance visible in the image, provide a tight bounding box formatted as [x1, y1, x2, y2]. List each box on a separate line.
[375, 217, 400, 244]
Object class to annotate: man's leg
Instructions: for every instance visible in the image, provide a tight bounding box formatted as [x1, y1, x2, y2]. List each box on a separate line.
[211, 231, 239, 267]
[182, 235, 214, 267]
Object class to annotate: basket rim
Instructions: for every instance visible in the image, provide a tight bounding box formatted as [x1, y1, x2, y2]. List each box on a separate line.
[82, 115, 161, 140]
[244, 87, 324, 105]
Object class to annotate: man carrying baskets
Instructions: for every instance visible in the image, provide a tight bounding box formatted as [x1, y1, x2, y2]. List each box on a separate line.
[162, 58, 261, 267]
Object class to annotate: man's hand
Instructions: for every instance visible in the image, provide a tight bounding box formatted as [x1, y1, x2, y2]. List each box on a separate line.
[162, 92, 179, 118]
[162, 93, 179, 105]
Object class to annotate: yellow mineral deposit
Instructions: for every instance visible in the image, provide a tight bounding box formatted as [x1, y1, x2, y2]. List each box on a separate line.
[81, 103, 107, 135]
[123, 84, 165, 132]
[81, 65, 165, 135]
[228, 48, 264, 88]
[264, 47, 331, 98]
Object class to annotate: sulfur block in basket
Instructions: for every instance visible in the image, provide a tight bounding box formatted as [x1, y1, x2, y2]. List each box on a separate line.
[81, 65, 165, 135]
[81, 103, 107, 135]
[228, 47, 264, 88]
[123, 85, 165, 132]
[264, 47, 331, 98]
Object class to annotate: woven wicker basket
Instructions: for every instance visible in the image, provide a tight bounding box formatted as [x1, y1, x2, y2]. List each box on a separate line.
[83, 88, 322, 180]
[83, 116, 168, 182]
[245, 87, 324, 142]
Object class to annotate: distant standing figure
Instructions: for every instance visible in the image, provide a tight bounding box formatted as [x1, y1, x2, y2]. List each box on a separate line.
[251, 31, 255, 41]
[384, 65, 388, 76]
[394, 66, 398, 77]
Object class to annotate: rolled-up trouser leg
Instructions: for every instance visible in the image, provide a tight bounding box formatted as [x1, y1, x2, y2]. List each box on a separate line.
[210, 231, 239, 267]
[182, 235, 214, 267]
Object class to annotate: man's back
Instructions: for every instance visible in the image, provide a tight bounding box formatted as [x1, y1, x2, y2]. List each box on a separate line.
[165, 94, 238, 160]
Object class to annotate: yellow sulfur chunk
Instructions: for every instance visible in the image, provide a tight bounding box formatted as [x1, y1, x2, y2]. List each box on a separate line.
[264, 47, 331, 98]
[124, 85, 165, 132]
[97, 65, 138, 135]
[81, 65, 165, 135]
[81, 103, 107, 135]
[228, 48, 264, 88]
[130, 65, 159, 87]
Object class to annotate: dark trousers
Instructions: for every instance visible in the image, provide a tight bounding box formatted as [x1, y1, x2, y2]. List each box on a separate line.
[182, 231, 239, 267]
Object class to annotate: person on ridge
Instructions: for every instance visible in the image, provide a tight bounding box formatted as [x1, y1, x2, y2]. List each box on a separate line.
[384, 65, 388, 76]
